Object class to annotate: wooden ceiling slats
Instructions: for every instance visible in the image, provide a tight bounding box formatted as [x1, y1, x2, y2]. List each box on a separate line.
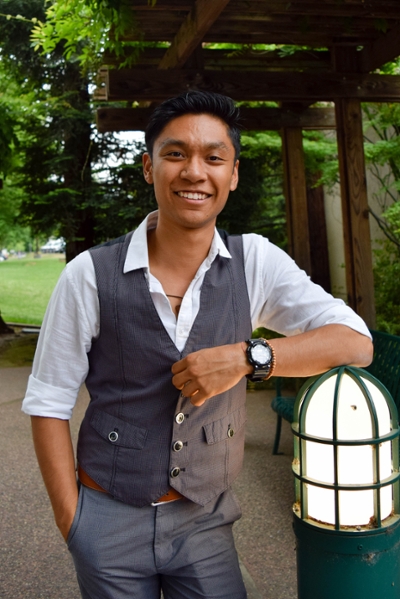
[126, 0, 400, 13]
[360, 24, 400, 72]
[101, 1, 400, 113]
[103, 47, 331, 71]
[105, 69, 400, 102]
[201, 32, 377, 47]
[138, 23, 397, 36]
[118, 19, 399, 48]
[204, 20, 391, 36]
[119, 34, 381, 47]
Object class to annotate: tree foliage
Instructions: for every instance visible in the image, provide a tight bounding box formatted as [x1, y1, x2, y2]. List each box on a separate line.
[360, 101, 400, 335]
[373, 241, 400, 335]
[363, 102, 400, 252]
[30, 0, 141, 72]
[0, 101, 18, 180]
[0, 0, 156, 261]
[218, 131, 286, 247]
[0, 179, 30, 249]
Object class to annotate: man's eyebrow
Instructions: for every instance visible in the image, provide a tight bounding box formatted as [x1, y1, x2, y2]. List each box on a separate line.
[157, 138, 230, 152]
[205, 141, 230, 152]
[158, 138, 185, 150]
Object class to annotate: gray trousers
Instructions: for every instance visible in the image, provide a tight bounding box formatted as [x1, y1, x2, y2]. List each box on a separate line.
[67, 485, 247, 599]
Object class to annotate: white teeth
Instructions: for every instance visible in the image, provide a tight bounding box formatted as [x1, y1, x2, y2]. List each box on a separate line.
[177, 191, 209, 200]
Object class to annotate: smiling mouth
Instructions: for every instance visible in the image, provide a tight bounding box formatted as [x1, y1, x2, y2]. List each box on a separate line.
[176, 191, 211, 200]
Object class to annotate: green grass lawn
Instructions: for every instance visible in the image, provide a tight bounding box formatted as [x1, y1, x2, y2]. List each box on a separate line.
[0, 254, 65, 325]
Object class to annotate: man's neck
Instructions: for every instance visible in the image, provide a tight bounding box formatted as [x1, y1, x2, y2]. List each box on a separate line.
[147, 218, 216, 296]
[149, 218, 215, 270]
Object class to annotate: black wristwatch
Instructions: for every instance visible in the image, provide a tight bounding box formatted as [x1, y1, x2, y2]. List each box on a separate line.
[245, 338, 276, 382]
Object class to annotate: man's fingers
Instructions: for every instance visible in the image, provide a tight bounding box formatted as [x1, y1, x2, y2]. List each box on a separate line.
[171, 358, 186, 375]
[179, 382, 200, 399]
[190, 393, 206, 407]
[172, 373, 189, 391]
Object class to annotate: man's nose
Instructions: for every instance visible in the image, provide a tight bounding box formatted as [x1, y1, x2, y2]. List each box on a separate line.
[180, 158, 206, 181]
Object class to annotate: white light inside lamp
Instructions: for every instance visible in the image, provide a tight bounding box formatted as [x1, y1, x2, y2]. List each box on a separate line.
[304, 374, 392, 526]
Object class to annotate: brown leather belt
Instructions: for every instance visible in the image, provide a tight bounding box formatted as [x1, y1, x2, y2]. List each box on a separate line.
[78, 465, 108, 493]
[77, 465, 184, 503]
[152, 487, 184, 503]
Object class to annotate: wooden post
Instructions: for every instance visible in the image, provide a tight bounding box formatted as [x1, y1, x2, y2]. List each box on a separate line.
[307, 173, 331, 294]
[335, 98, 376, 327]
[281, 127, 312, 276]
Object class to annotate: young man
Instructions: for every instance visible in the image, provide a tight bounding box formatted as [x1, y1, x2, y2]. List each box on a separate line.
[23, 91, 373, 599]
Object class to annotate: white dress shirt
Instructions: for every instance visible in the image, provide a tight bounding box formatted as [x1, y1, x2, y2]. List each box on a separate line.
[22, 211, 371, 419]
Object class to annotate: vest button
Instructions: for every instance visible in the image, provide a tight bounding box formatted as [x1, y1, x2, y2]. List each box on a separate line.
[108, 431, 119, 442]
[175, 412, 185, 424]
[170, 467, 181, 478]
[227, 427, 234, 438]
[173, 440, 184, 452]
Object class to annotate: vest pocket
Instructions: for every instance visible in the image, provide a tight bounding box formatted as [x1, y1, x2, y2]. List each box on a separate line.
[203, 406, 246, 445]
[90, 409, 148, 449]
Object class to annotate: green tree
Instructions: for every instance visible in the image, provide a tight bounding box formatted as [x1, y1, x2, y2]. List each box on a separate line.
[361, 101, 400, 334]
[218, 131, 286, 247]
[0, 60, 34, 252]
[0, 102, 18, 183]
[0, 0, 150, 262]
[0, 180, 31, 250]
[363, 102, 400, 251]
[30, 0, 140, 72]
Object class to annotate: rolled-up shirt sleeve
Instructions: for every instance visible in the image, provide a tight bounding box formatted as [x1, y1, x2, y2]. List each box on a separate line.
[243, 233, 371, 338]
[22, 251, 99, 419]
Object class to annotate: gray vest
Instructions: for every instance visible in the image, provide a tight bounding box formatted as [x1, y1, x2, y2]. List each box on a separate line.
[77, 232, 252, 507]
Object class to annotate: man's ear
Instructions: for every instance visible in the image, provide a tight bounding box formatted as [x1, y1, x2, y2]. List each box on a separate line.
[142, 153, 153, 184]
[230, 159, 239, 192]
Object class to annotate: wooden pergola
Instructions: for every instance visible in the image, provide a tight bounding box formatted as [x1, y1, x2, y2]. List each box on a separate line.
[96, 0, 400, 329]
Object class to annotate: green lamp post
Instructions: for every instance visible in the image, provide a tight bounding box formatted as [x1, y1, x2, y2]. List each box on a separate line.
[292, 366, 400, 599]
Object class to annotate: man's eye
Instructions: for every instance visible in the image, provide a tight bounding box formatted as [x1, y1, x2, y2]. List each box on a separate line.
[168, 151, 183, 157]
[209, 155, 222, 161]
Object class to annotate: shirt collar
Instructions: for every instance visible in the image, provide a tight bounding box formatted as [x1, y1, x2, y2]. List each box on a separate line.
[123, 211, 231, 274]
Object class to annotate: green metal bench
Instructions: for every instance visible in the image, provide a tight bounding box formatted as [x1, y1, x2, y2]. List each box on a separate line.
[271, 329, 400, 455]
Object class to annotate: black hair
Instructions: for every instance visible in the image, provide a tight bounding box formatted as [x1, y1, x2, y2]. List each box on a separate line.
[145, 91, 241, 160]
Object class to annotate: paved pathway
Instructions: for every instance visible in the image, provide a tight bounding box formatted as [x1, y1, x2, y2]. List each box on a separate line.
[0, 366, 297, 599]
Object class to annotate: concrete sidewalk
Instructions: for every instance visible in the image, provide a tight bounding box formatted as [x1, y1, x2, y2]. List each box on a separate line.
[0, 366, 297, 599]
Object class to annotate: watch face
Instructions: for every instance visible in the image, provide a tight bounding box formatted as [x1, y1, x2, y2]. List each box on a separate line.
[251, 343, 272, 366]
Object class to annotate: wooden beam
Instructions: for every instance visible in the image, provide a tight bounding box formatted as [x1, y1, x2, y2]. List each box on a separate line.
[331, 46, 361, 73]
[359, 25, 400, 72]
[103, 47, 331, 71]
[105, 69, 400, 102]
[158, 0, 231, 70]
[242, 107, 336, 130]
[96, 106, 336, 133]
[281, 127, 312, 276]
[307, 173, 331, 293]
[335, 98, 376, 327]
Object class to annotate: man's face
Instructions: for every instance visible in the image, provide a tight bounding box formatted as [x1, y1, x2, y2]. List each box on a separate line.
[142, 113, 239, 231]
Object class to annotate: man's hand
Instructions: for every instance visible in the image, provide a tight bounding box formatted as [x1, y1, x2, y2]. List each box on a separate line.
[171, 342, 252, 406]
[55, 496, 79, 542]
